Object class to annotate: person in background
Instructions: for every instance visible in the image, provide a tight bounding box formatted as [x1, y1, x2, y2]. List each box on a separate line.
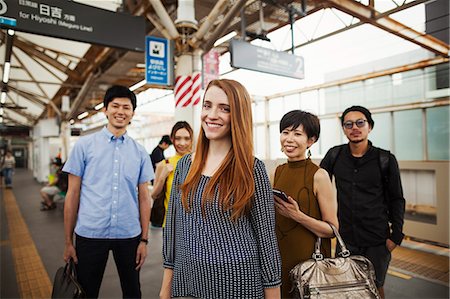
[320, 105, 405, 299]
[3, 150, 16, 189]
[63, 85, 153, 298]
[273, 110, 338, 298]
[160, 79, 281, 299]
[150, 135, 172, 171]
[150, 121, 193, 228]
[0, 150, 4, 187]
[40, 161, 68, 211]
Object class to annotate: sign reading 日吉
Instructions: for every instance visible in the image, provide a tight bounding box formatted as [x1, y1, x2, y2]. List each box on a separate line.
[145, 36, 173, 86]
[0, 0, 145, 52]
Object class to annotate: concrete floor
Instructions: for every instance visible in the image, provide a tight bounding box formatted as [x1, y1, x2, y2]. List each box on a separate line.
[1, 169, 449, 298]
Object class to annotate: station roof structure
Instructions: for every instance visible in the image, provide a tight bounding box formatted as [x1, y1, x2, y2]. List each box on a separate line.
[0, 0, 448, 129]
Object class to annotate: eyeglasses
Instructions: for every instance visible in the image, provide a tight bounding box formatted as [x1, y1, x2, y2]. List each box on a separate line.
[343, 119, 367, 129]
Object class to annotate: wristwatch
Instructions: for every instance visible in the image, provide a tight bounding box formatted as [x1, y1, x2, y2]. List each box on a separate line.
[140, 238, 149, 244]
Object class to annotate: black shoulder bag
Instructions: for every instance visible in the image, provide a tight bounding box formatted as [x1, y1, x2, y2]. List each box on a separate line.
[51, 259, 85, 298]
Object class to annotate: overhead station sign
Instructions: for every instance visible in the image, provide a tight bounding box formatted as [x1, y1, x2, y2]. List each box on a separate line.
[0, 0, 145, 52]
[145, 36, 173, 86]
[230, 39, 304, 80]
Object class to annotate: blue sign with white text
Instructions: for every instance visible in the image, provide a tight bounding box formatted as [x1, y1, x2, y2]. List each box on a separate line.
[145, 36, 173, 86]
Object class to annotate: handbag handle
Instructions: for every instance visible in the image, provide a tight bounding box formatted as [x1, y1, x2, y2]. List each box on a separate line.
[312, 222, 350, 261]
[64, 258, 78, 280]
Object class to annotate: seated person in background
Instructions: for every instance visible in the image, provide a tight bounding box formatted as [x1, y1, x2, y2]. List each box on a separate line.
[40, 163, 68, 211]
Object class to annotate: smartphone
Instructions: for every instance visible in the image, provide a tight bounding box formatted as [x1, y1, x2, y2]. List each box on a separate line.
[273, 189, 289, 202]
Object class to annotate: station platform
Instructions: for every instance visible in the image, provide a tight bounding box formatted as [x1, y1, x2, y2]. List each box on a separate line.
[1, 169, 449, 298]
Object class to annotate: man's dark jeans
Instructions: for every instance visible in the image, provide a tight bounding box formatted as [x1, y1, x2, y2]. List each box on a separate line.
[75, 234, 141, 298]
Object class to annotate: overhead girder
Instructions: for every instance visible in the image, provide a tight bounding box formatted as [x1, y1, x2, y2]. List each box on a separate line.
[287, 0, 429, 51]
[2, 110, 33, 126]
[12, 36, 83, 80]
[325, 0, 449, 58]
[3, 105, 38, 123]
[7, 85, 47, 109]
[202, 0, 249, 53]
[37, 46, 115, 122]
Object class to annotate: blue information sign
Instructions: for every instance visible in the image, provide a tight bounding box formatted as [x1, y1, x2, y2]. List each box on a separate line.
[145, 36, 173, 86]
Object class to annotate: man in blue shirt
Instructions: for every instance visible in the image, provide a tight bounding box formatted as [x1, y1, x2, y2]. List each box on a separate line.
[63, 85, 154, 298]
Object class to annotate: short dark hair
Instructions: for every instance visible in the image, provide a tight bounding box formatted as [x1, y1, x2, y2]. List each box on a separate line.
[103, 85, 137, 111]
[159, 135, 172, 145]
[279, 110, 320, 141]
[170, 121, 193, 140]
[341, 105, 374, 129]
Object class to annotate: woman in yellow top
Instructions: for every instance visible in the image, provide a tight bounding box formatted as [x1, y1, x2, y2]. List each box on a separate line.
[273, 110, 339, 298]
[151, 121, 194, 226]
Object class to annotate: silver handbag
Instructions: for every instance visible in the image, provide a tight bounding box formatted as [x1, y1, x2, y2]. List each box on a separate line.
[289, 224, 380, 299]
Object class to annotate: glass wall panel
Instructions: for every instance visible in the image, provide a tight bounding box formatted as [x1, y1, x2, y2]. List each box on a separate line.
[392, 69, 424, 105]
[394, 109, 423, 160]
[268, 97, 283, 121]
[340, 81, 364, 110]
[370, 112, 392, 151]
[427, 106, 450, 160]
[284, 94, 300, 113]
[365, 76, 392, 108]
[269, 123, 284, 160]
[323, 86, 340, 114]
[300, 90, 320, 114]
[253, 100, 265, 123]
[254, 125, 267, 160]
[319, 118, 342, 156]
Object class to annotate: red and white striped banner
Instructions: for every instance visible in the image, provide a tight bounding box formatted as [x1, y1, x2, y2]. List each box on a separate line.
[174, 72, 202, 107]
[191, 72, 201, 106]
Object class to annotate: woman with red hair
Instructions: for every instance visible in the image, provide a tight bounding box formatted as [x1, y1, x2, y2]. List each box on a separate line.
[160, 79, 281, 299]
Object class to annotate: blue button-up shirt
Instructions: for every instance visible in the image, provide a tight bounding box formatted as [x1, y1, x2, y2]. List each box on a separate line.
[63, 127, 154, 239]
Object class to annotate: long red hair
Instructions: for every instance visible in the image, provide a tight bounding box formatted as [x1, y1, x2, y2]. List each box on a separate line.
[180, 79, 255, 221]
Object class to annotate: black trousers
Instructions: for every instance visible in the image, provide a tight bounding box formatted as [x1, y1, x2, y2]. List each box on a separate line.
[75, 234, 141, 298]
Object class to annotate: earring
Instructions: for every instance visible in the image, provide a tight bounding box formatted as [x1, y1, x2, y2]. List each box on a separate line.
[307, 149, 311, 158]
[280, 147, 284, 153]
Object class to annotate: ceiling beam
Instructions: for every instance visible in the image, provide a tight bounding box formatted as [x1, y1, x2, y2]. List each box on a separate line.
[202, 0, 248, 53]
[7, 85, 47, 108]
[3, 106, 38, 122]
[2, 111, 33, 126]
[12, 36, 83, 80]
[326, 0, 449, 57]
[8, 79, 82, 87]
[286, 0, 429, 51]
[66, 72, 97, 120]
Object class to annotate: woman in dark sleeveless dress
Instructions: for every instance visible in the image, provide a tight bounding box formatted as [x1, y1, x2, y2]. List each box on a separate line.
[273, 110, 339, 298]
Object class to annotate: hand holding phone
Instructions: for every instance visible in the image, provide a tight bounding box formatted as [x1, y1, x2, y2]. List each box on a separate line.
[273, 189, 289, 202]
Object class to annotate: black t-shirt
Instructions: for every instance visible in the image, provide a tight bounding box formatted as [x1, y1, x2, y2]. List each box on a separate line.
[150, 146, 165, 170]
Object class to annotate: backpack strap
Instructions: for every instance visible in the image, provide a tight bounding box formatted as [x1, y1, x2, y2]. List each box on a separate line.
[376, 148, 391, 206]
[328, 145, 344, 178]
[377, 148, 390, 186]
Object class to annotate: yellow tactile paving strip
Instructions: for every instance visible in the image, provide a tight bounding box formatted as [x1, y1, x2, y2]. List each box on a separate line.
[3, 188, 52, 298]
[391, 246, 449, 285]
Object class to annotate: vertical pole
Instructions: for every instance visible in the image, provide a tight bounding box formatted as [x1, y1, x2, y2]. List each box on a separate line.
[289, 7, 295, 54]
[241, 7, 246, 40]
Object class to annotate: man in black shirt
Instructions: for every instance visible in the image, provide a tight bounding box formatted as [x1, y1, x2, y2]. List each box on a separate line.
[320, 105, 405, 299]
[150, 135, 172, 170]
